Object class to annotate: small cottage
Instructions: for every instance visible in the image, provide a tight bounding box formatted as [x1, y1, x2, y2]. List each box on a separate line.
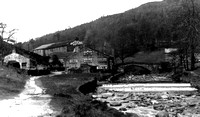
[4, 49, 31, 69]
[4, 48, 49, 70]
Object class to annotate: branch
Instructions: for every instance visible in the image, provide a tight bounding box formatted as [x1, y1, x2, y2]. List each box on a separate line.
[0, 23, 7, 38]
[7, 29, 18, 40]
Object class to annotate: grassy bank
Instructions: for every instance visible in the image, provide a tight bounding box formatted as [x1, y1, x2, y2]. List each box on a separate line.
[38, 73, 135, 117]
[0, 65, 28, 99]
[179, 69, 200, 91]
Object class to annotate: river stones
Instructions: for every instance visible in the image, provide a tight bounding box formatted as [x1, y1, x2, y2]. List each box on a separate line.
[109, 101, 122, 106]
[160, 95, 169, 99]
[187, 101, 198, 107]
[176, 113, 197, 117]
[155, 111, 169, 117]
[92, 94, 98, 98]
[118, 74, 171, 82]
[151, 100, 159, 104]
[122, 100, 129, 103]
[119, 107, 127, 111]
[97, 88, 107, 93]
[127, 113, 139, 117]
[129, 96, 140, 101]
[180, 102, 187, 107]
[94, 85, 200, 117]
[126, 103, 137, 108]
[101, 92, 114, 98]
[153, 104, 165, 110]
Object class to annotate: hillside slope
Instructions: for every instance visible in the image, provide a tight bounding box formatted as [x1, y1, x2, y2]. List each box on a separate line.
[22, 0, 170, 48]
[22, 0, 199, 54]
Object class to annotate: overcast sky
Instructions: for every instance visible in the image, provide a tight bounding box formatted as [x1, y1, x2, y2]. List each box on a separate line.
[0, 0, 162, 43]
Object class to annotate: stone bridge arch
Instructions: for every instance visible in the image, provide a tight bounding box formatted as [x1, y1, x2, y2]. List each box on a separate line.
[117, 62, 161, 73]
[132, 63, 160, 72]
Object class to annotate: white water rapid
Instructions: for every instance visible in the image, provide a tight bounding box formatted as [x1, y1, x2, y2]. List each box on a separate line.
[0, 76, 58, 117]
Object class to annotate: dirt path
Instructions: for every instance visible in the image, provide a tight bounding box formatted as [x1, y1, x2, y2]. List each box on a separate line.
[0, 76, 59, 117]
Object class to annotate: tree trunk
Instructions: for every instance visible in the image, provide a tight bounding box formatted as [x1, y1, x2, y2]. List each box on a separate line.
[186, 50, 189, 70]
[179, 54, 183, 66]
[121, 57, 124, 65]
[183, 56, 186, 70]
[190, 46, 195, 70]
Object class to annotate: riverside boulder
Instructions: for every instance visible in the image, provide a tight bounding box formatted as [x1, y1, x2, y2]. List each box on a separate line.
[155, 111, 169, 117]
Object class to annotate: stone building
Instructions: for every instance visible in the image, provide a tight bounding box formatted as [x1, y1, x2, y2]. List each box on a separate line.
[4, 49, 31, 69]
[4, 48, 49, 70]
[33, 40, 114, 71]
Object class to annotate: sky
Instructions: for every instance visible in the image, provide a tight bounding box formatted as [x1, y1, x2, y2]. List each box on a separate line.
[0, 0, 162, 43]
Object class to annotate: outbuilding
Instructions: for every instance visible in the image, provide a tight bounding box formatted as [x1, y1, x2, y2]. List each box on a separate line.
[4, 49, 31, 69]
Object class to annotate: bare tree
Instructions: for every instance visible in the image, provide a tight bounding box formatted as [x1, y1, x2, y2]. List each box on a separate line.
[0, 22, 17, 44]
[173, 0, 200, 70]
[0, 23, 6, 38]
[0, 22, 18, 61]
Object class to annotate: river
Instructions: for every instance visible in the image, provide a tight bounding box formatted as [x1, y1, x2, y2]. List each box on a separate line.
[0, 76, 59, 117]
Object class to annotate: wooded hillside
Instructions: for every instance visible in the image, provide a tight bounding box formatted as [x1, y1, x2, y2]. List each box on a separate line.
[22, 0, 176, 50]
[21, 0, 200, 69]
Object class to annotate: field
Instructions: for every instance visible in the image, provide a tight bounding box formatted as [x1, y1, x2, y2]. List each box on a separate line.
[37, 73, 135, 117]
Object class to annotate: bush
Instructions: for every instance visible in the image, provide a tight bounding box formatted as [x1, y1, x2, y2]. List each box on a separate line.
[68, 68, 83, 73]
[180, 71, 200, 91]
[79, 78, 97, 95]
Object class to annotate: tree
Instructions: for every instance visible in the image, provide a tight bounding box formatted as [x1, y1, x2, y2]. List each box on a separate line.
[172, 0, 200, 70]
[0, 23, 17, 44]
[51, 55, 63, 67]
[137, 18, 158, 51]
[53, 32, 60, 41]
[84, 29, 97, 49]
[15, 42, 23, 48]
[0, 22, 18, 64]
[112, 25, 139, 64]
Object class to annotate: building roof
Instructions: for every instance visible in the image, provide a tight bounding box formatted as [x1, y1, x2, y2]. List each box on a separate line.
[33, 40, 113, 58]
[45, 41, 71, 50]
[34, 43, 55, 50]
[33, 40, 74, 51]
[15, 47, 50, 65]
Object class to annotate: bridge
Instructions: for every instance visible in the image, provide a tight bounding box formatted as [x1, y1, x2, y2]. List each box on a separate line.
[116, 62, 163, 73]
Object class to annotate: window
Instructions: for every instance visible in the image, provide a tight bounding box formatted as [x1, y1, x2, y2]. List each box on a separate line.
[83, 50, 92, 56]
[73, 47, 80, 53]
[22, 62, 27, 68]
[83, 58, 92, 63]
[69, 59, 78, 64]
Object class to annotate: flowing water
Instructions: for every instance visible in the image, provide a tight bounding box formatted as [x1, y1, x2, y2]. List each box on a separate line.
[0, 76, 59, 117]
[100, 83, 198, 92]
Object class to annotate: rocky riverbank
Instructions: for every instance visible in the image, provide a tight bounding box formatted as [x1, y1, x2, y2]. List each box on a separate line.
[92, 72, 200, 117]
[117, 73, 173, 83]
[93, 88, 200, 117]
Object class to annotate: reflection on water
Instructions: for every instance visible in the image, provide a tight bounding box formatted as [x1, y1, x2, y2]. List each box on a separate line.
[0, 76, 58, 117]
